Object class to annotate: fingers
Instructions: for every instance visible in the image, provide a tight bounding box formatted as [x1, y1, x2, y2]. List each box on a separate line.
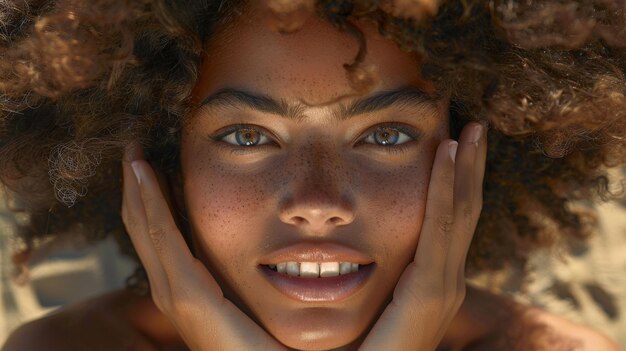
[452, 124, 480, 225]
[474, 123, 488, 205]
[414, 138, 457, 274]
[443, 123, 487, 307]
[371, 123, 486, 350]
[121, 144, 170, 300]
[129, 158, 195, 276]
[455, 123, 488, 283]
[122, 143, 286, 351]
[406, 122, 487, 314]
[447, 123, 486, 273]
[121, 142, 199, 311]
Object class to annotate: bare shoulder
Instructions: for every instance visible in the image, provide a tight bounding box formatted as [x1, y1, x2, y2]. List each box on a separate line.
[519, 307, 622, 351]
[443, 286, 621, 351]
[1, 314, 66, 351]
[1, 290, 161, 351]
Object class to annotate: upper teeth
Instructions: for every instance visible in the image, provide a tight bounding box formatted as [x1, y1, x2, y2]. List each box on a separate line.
[268, 262, 359, 277]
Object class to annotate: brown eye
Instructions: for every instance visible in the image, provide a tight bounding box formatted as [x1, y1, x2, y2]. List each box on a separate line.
[374, 127, 400, 145]
[236, 128, 260, 146]
[363, 126, 413, 146]
[219, 126, 271, 146]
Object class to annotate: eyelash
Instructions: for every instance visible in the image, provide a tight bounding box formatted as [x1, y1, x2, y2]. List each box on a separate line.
[356, 123, 422, 154]
[209, 124, 277, 155]
[209, 123, 421, 155]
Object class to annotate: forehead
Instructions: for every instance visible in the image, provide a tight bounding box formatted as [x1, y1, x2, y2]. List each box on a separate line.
[192, 11, 431, 106]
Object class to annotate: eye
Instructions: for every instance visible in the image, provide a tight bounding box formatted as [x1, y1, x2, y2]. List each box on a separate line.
[362, 125, 415, 146]
[216, 126, 272, 146]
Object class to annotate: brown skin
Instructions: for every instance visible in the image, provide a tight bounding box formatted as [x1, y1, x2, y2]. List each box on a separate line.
[113, 117, 485, 351]
[1, 7, 621, 351]
[2, 287, 620, 351]
[155, 12, 476, 350]
[183, 13, 449, 350]
[2, 1, 624, 298]
[114, 11, 483, 351]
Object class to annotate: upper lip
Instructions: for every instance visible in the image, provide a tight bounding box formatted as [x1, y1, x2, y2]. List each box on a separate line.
[258, 242, 374, 265]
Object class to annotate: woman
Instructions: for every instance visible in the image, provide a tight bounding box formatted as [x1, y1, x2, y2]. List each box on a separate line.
[1, 0, 624, 350]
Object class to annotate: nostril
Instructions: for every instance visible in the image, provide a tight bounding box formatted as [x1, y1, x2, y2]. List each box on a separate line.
[329, 217, 345, 226]
[291, 216, 307, 226]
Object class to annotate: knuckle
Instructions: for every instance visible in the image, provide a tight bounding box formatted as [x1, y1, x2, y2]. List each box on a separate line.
[147, 224, 166, 248]
[437, 214, 454, 231]
[425, 214, 454, 250]
[437, 214, 454, 229]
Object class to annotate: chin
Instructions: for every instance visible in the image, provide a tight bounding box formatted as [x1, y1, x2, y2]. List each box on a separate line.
[266, 310, 366, 351]
[276, 329, 357, 351]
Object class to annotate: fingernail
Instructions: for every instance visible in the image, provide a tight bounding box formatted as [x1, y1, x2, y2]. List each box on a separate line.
[124, 141, 144, 162]
[448, 141, 458, 163]
[131, 161, 143, 185]
[469, 124, 483, 143]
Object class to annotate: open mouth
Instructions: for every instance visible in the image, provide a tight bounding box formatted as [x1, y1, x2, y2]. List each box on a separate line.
[257, 242, 376, 302]
[259, 263, 376, 302]
[264, 262, 366, 278]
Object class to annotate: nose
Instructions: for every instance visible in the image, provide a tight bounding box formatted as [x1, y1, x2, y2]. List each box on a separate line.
[280, 200, 355, 233]
[278, 144, 355, 234]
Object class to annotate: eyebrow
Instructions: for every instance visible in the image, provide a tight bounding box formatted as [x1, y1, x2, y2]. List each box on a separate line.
[200, 86, 439, 121]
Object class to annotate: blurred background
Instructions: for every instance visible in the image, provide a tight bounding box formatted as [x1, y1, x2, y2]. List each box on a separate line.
[0, 190, 137, 344]
[0, 169, 624, 348]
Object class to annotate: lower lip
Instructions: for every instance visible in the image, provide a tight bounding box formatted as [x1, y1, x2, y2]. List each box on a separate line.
[259, 264, 375, 303]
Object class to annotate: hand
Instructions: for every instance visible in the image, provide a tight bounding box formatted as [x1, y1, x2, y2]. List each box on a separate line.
[121, 143, 287, 351]
[359, 122, 488, 351]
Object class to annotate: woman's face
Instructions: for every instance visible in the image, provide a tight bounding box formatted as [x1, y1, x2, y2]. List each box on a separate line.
[180, 10, 449, 351]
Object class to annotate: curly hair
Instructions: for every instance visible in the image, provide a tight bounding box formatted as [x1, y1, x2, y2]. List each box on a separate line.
[1, 0, 625, 293]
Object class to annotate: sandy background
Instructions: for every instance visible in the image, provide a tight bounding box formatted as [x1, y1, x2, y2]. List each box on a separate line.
[470, 194, 626, 348]
[0, 169, 624, 348]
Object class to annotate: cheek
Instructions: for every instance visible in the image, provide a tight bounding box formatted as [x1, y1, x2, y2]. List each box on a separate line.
[357, 150, 434, 270]
[181, 150, 276, 266]
[367, 167, 426, 222]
